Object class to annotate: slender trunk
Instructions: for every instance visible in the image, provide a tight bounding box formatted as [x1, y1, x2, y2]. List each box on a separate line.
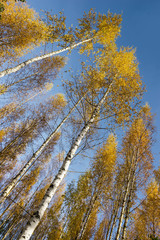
[1, 217, 19, 240]
[115, 158, 136, 240]
[59, 216, 68, 239]
[108, 200, 120, 240]
[0, 38, 92, 78]
[105, 193, 121, 240]
[0, 123, 33, 156]
[121, 194, 131, 240]
[0, 95, 84, 204]
[105, 205, 117, 240]
[105, 217, 112, 240]
[76, 192, 98, 240]
[1, 71, 39, 93]
[121, 171, 136, 240]
[19, 82, 113, 240]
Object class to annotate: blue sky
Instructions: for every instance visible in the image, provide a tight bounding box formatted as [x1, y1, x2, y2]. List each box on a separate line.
[27, 0, 160, 169]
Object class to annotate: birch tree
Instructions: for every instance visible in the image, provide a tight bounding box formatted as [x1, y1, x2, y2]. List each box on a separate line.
[0, 94, 66, 197]
[0, 154, 59, 240]
[0, 10, 122, 78]
[61, 134, 117, 240]
[91, 105, 154, 240]
[0, 56, 65, 97]
[77, 134, 117, 240]
[111, 105, 154, 240]
[0, 93, 85, 204]
[126, 180, 160, 240]
[31, 186, 64, 240]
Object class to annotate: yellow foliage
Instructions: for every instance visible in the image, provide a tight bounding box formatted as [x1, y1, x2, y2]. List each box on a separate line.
[0, 84, 7, 94]
[82, 44, 142, 126]
[120, 107, 154, 181]
[112, 47, 138, 78]
[98, 134, 117, 165]
[146, 180, 159, 198]
[44, 82, 54, 92]
[79, 11, 121, 55]
[0, 129, 5, 142]
[93, 134, 117, 178]
[140, 102, 152, 119]
[96, 12, 122, 45]
[51, 93, 67, 109]
[0, 0, 49, 63]
[55, 151, 65, 162]
[154, 167, 160, 186]
[130, 180, 160, 240]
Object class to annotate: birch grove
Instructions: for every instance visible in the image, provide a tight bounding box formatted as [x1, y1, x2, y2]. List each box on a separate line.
[0, 1, 158, 240]
[0, 94, 84, 204]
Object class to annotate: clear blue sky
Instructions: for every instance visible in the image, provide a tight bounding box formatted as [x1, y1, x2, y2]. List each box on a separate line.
[27, 0, 160, 169]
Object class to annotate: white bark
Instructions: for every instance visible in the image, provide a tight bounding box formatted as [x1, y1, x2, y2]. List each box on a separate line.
[115, 183, 131, 239]
[108, 209, 118, 240]
[0, 96, 84, 204]
[19, 82, 113, 240]
[0, 38, 92, 78]
[115, 157, 137, 240]
[121, 171, 136, 240]
[76, 192, 98, 240]
[105, 216, 112, 240]
[106, 203, 118, 240]
[121, 195, 131, 240]
[107, 196, 121, 240]
[105, 192, 121, 240]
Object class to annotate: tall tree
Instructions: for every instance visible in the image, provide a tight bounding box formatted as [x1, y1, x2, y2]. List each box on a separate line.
[105, 105, 154, 240]
[0, 94, 66, 201]
[0, 56, 65, 97]
[0, 93, 84, 204]
[0, 10, 122, 78]
[126, 180, 160, 240]
[62, 134, 117, 240]
[64, 134, 116, 239]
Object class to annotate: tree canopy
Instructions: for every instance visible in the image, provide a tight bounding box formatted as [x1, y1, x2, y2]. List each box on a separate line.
[0, 1, 159, 240]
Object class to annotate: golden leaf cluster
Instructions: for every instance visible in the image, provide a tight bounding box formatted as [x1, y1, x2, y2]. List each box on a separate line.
[0, 0, 49, 63]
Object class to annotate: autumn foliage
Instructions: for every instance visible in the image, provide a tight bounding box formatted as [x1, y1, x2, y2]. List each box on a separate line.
[0, 2, 159, 240]
[0, 0, 49, 64]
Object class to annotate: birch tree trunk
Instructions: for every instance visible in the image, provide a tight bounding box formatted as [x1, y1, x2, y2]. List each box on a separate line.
[0, 38, 92, 78]
[76, 191, 98, 240]
[105, 216, 112, 240]
[0, 122, 34, 157]
[0, 95, 84, 204]
[105, 200, 119, 240]
[121, 171, 136, 240]
[105, 192, 122, 240]
[115, 158, 136, 240]
[1, 71, 39, 92]
[19, 82, 113, 240]
[108, 198, 120, 240]
[121, 195, 131, 240]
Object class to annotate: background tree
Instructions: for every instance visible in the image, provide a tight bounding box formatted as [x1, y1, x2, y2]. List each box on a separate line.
[0, 0, 50, 66]
[62, 134, 117, 240]
[126, 180, 160, 240]
[0, 94, 66, 201]
[103, 105, 154, 240]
